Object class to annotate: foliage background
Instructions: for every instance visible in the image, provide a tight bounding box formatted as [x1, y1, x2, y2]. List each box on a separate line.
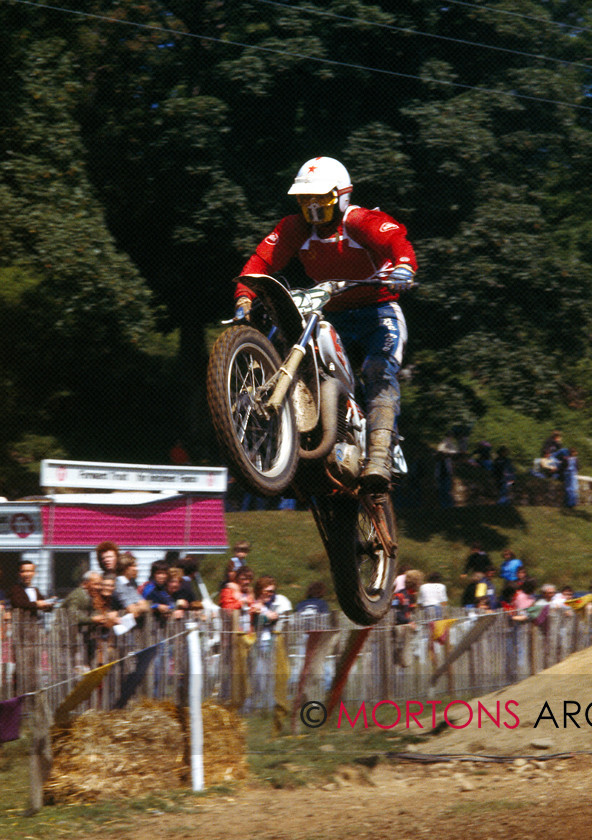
[2, 0, 592, 494]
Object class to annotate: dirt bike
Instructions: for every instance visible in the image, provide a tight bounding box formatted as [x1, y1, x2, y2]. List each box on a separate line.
[207, 270, 415, 626]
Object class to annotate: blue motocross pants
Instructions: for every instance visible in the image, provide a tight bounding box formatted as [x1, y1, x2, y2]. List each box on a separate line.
[326, 300, 407, 433]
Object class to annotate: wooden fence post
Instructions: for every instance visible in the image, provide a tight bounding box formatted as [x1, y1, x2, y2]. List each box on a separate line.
[27, 690, 52, 815]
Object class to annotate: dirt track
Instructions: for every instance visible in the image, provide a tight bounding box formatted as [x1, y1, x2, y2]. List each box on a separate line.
[78, 646, 592, 839]
[78, 753, 592, 840]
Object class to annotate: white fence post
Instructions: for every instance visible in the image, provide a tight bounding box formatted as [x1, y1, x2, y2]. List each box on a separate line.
[186, 620, 204, 791]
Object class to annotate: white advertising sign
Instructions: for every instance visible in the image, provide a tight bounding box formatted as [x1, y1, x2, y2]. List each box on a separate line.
[0, 504, 43, 548]
[40, 459, 227, 494]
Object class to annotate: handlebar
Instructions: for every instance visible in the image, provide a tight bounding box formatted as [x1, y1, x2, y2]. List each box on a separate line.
[317, 277, 418, 295]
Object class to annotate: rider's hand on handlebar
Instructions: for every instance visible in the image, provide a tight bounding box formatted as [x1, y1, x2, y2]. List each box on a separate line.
[390, 264, 415, 284]
[234, 296, 252, 322]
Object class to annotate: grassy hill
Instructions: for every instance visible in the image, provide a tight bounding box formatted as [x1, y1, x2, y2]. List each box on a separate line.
[199, 505, 592, 608]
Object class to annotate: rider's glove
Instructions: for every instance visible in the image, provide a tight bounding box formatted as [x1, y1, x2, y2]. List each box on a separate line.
[234, 296, 252, 321]
[391, 264, 415, 284]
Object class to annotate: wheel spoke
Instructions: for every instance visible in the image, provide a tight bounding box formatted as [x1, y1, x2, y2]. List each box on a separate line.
[356, 505, 390, 599]
[227, 344, 291, 478]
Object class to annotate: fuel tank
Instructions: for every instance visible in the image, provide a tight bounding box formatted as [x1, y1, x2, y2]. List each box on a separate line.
[316, 321, 355, 391]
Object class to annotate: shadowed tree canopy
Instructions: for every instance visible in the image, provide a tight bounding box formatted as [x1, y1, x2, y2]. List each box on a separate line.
[2, 0, 592, 491]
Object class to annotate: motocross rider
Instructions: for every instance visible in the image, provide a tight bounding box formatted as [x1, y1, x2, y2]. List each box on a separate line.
[235, 156, 417, 492]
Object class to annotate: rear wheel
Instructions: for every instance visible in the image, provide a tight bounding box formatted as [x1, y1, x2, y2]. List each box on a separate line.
[207, 326, 300, 496]
[327, 493, 398, 625]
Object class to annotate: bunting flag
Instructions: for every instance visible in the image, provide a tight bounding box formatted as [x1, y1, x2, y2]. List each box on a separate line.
[0, 695, 25, 743]
[428, 618, 459, 667]
[429, 612, 497, 687]
[54, 662, 115, 726]
[231, 632, 256, 709]
[326, 627, 372, 719]
[291, 629, 339, 732]
[565, 594, 592, 612]
[272, 632, 290, 736]
[114, 644, 160, 709]
[430, 618, 459, 645]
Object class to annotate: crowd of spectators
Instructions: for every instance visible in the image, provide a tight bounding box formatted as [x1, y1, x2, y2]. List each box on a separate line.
[389, 538, 583, 634]
[215, 540, 294, 633]
[436, 427, 582, 508]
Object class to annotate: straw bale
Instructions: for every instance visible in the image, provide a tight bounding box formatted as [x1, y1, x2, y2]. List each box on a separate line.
[44, 699, 247, 803]
[202, 700, 248, 785]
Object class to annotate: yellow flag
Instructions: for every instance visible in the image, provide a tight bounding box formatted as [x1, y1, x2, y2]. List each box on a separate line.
[54, 662, 115, 725]
[273, 632, 290, 736]
[565, 594, 592, 611]
[431, 618, 458, 643]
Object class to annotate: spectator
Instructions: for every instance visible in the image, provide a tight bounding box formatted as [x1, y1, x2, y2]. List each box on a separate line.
[539, 446, 561, 477]
[145, 566, 189, 622]
[470, 440, 493, 470]
[512, 577, 537, 617]
[483, 566, 499, 609]
[96, 540, 120, 574]
[115, 552, 149, 619]
[219, 566, 255, 633]
[499, 550, 524, 583]
[180, 554, 214, 611]
[230, 540, 251, 577]
[470, 595, 493, 616]
[295, 581, 331, 617]
[219, 565, 254, 606]
[562, 448, 579, 508]
[499, 584, 517, 612]
[59, 570, 102, 626]
[492, 446, 515, 504]
[252, 576, 292, 634]
[541, 430, 563, 458]
[142, 560, 169, 608]
[536, 431, 571, 478]
[538, 583, 557, 603]
[391, 570, 423, 669]
[95, 574, 123, 627]
[9, 560, 54, 617]
[165, 568, 191, 619]
[417, 572, 448, 618]
[529, 583, 557, 621]
[461, 572, 487, 609]
[462, 542, 491, 578]
[551, 585, 575, 610]
[219, 539, 252, 592]
[392, 569, 424, 626]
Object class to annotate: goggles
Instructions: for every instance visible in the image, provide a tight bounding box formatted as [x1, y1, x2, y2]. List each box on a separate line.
[296, 191, 338, 224]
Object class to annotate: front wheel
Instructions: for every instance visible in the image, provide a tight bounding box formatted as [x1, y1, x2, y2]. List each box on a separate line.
[327, 494, 398, 626]
[207, 325, 300, 496]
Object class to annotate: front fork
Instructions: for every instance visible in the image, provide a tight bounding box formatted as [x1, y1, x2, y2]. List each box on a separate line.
[264, 312, 319, 415]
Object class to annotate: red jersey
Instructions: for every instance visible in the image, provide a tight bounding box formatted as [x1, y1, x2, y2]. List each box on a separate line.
[237, 206, 417, 312]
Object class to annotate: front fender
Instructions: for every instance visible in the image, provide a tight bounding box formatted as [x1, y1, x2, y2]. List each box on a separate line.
[234, 274, 304, 346]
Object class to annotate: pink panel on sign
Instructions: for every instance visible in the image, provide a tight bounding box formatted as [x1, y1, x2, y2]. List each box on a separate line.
[41, 496, 227, 548]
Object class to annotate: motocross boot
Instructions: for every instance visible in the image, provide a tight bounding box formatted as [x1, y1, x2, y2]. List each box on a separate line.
[360, 429, 393, 492]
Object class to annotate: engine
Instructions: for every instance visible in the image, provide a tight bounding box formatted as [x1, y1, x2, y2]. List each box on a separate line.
[325, 394, 366, 485]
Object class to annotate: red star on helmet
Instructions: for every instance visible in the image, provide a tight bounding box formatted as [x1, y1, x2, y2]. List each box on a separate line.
[307, 165, 317, 173]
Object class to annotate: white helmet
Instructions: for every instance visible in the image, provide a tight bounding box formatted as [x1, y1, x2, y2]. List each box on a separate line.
[288, 156, 352, 223]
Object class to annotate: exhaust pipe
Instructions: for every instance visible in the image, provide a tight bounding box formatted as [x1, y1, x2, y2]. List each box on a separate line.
[299, 378, 348, 460]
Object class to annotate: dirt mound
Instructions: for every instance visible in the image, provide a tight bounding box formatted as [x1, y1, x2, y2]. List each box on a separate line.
[415, 644, 592, 757]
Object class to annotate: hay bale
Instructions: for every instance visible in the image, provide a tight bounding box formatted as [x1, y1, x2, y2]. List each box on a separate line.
[44, 699, 247, 803]
[202, 700, 248, 785]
